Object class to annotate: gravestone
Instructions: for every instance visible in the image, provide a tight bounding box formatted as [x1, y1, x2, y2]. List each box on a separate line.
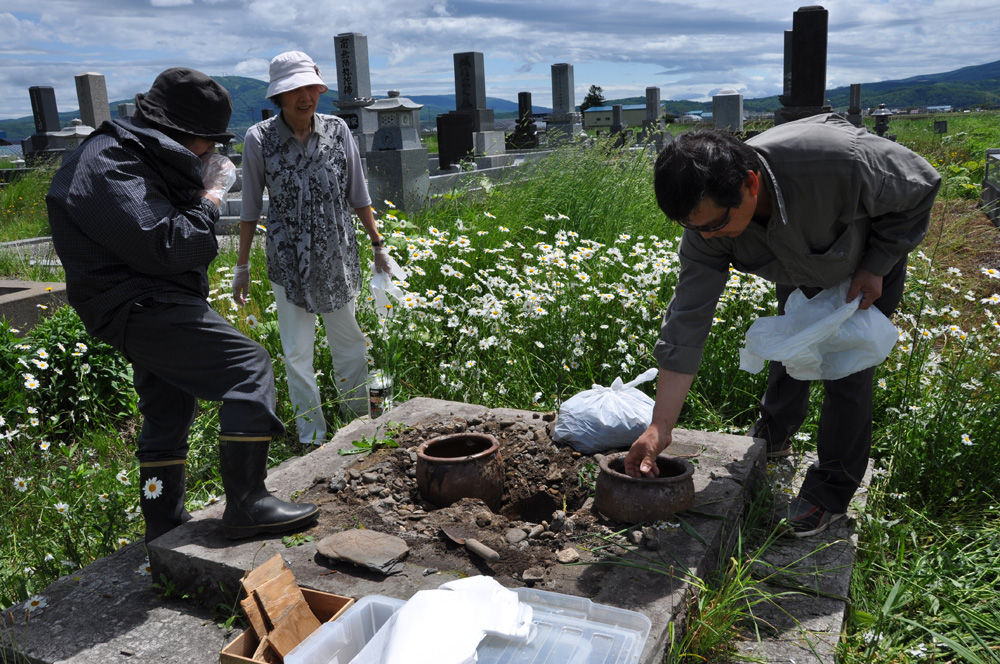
[846, 83, 862, 127]
[333, 32, 378, 153]
[775, 5, 832, 124]
[611, 104, 625, 134]
[645, 86, 661, 126]
[74, 72, 111, 129]
[437, 52, 503, 168]
[436, 112, 474, 170]
[641, 86, 666, 146]
[117, 102, 136, 119]
[21, 87, 66, 163]
[611, 104, 628, 147]
[712, 89, 743, 132]
[29, 86, 60, 133]
[506, 91, 538, 149]
[452, 52, 494, 131]
[548, 63, 582, 141]
[366, 91, 429, 211]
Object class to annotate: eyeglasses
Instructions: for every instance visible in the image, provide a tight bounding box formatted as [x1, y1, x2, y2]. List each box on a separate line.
[678, 206, 732, 233]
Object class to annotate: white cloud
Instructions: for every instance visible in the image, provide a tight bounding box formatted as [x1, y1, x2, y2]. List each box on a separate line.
[0, 1, 998, 118]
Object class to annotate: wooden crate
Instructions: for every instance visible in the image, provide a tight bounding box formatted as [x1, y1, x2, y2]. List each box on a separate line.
[220, 587, 354, 664]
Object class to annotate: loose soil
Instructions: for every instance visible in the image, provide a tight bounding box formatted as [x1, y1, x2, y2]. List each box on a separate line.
[297, 411, 639, 587]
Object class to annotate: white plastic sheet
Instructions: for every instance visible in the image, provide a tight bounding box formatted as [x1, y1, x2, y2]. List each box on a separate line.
[349, 576, 533, 664]
[552, 368, 658, 454]
[738, 280, 898, 381]
[368, 255, 407, 320]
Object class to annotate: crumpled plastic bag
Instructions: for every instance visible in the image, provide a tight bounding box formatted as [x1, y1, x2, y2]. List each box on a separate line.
[738, 280, 898, 381]
[369, 255, 407, 320]
[350, 576, 533, 664]
[552, 367, 658, 454]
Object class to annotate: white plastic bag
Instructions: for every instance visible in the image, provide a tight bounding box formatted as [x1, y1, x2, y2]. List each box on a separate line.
[738, 280, 898, 381]
[350, 576, 533, 664]
[552, 368, 658, 454]
[369, 256, 407, 320]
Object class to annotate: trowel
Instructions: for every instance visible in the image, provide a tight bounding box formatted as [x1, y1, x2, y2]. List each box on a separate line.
[441, 525, 501, 563]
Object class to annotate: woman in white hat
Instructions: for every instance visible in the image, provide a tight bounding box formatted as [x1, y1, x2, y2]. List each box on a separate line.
[236, 50, 392, 444]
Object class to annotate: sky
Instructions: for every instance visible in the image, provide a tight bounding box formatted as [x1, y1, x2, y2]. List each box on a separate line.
[1, 0, 998, 120]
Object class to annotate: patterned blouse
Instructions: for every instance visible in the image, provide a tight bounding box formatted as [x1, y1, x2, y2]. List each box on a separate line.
[242, 113, 372, 313]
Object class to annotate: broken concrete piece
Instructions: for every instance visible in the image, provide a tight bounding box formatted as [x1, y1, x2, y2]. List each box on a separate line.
[522, 566, 545, 583]
[317, 530, 409, 575]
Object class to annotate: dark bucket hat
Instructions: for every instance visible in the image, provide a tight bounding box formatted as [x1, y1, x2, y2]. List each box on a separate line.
[135, 67, 234, 142]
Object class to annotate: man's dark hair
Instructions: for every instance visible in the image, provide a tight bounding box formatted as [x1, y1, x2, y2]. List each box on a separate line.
[653, 130, 761, 221]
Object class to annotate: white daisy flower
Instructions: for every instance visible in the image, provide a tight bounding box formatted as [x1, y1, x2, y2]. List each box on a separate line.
[143, 477, 164, 500]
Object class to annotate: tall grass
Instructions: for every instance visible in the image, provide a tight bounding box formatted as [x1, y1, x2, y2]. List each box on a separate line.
[0, 167, 52, 242]
[1, 127, 999, 660]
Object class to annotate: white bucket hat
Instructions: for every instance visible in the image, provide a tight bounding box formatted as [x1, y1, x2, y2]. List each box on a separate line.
[266, 51, 329, 99]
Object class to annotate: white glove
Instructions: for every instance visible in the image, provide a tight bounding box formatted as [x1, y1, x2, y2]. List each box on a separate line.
[201, 152, 237, 200]
[232, 263, 250, 307]
[373, 245, 405, 278]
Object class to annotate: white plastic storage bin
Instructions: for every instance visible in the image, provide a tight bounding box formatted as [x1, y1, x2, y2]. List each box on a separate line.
[287, 587, 652, 664]
[284, 595, 405, 664]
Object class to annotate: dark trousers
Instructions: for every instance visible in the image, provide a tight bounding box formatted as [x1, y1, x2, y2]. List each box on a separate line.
[122, 295, 283, 463]
[760, 258, 908, 513]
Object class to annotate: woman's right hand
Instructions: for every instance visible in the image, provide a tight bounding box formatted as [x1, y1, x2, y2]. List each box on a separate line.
[232, 263, 250, 307]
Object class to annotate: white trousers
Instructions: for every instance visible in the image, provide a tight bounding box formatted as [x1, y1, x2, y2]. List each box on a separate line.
[271, 282, 369, 444]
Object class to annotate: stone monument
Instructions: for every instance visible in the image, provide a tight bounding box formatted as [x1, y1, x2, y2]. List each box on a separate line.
[506, 91, 538, 149]
[775, 5, 832, 124]
[333, 32, 378, 154]
[366, 91, 429, 211]
[846, 83, 862, 127]
[437, 52, 504, 169]
[713, 89, 744, 132]
[548, 63, 582, 141]
[21, 86, 66, 164]
[74, 72, 111, 129]
[117, 102, 136, 119]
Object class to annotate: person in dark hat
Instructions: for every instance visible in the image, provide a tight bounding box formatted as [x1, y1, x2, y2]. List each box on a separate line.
[46, 67, 319, 545]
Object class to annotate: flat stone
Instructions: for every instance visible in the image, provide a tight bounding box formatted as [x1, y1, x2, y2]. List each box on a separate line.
[316, 530, 409, 575]
[505, 527, 528, 544]
[556, 548, 580, 564]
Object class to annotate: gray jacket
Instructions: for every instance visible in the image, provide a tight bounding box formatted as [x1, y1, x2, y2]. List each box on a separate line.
[653, 113, 942, 374]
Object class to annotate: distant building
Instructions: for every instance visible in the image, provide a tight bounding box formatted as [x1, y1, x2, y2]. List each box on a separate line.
[581, 104, 648, 130]
[926, 105, 953, 113]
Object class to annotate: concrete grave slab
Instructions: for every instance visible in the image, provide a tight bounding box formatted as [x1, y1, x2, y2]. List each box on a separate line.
[147, 397, 766, 664]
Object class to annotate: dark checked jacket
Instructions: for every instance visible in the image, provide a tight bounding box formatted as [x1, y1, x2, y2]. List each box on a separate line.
[46, 117, 219, 350]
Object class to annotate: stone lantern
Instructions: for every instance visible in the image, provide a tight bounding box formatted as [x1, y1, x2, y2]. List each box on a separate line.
[368, 91, 423, 151]
[364, 90, 430, 212]
[872, 103, 892, 137]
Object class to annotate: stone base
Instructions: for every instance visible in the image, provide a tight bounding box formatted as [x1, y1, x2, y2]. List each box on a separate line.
[366, 147, 430, 212]
[0, 277, 67, 331]
[473, 130, 506, 156]
[546, 121, 583, 142]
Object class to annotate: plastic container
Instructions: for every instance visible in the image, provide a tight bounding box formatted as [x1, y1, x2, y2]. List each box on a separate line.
[286, 588, 651, 664]
[284, 595, 404, 664]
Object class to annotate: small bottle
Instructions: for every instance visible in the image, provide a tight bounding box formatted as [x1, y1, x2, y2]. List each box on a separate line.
[368, 369, 392, 419]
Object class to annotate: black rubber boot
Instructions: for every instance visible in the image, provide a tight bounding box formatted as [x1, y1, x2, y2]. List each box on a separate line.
[139, 460, 192, 543]
[219, 433, 318, 540]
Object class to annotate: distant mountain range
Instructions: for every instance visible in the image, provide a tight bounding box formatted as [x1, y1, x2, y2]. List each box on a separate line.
[2, 59, 998, 142]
